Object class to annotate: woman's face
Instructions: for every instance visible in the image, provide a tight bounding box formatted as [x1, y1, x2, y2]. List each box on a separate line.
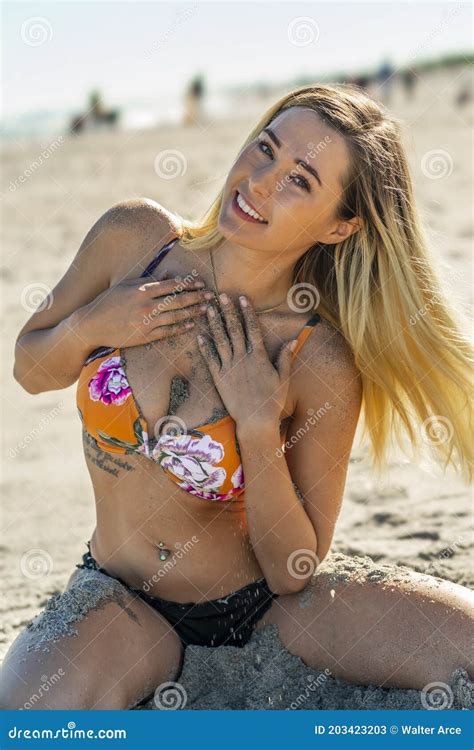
[218, 106, 356, 256]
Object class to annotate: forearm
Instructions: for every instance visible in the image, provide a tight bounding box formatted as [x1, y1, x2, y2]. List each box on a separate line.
[14, 306, 98, 394]
[236, 420, 317, 595]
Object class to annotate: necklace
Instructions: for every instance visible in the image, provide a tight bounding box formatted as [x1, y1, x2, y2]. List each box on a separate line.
[209, 247, 287, 315]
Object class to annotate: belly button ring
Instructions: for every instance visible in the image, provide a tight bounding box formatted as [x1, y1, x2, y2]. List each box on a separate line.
[157, 541, 171, 561]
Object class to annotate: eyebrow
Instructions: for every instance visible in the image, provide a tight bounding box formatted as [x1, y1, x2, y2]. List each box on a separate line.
[262, 126, 323, 187]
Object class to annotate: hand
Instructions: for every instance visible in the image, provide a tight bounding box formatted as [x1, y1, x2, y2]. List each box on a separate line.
[196, 293, 297, 430]
[80, 275, 214, 349]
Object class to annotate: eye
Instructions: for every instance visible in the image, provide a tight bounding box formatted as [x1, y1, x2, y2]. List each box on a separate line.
[257, 138, 312, 193]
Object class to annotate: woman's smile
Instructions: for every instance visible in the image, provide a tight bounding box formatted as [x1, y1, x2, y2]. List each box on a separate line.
[232, 190, 268, 224]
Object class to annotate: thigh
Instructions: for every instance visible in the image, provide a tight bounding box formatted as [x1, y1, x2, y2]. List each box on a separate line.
[255, 553, 474, 690]
[0, 567, 183, 710]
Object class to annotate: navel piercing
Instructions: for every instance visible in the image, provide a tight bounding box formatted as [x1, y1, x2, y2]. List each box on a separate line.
[157, 541, 172, 561]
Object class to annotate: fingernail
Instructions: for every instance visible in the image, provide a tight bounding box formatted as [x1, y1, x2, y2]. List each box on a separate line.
[203, 292, 214, 299]
[185, 321, 194, 328]
[207, 306, 215, 317]
[197, 334, 204, 343]
[194, 281, 205, 288]
[239, 295, 247, 307]
[219, 293, 228, 304]
[200, 304, 208, 311]
[175, 275, 182, 282]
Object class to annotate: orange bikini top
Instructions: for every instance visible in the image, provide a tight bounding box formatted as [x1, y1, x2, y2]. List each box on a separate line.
[76, 237, 320, 502]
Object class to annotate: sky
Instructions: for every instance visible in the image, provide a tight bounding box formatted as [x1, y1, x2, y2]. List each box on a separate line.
[1, 0, 472, 119]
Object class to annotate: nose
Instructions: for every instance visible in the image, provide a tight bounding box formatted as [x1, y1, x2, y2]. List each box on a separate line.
[248, 173, 271, 202]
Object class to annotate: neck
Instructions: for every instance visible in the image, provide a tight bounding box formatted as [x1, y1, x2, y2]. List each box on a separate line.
[209, 240, 295, 312]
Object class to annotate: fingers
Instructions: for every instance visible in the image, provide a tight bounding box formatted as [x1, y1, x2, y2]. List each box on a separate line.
[148, 319, 197, 341]
[238, 296, 265, 352]
[214, 294, 247, 359]
[138, 276, 210, 299]
[203, 301, 233, 363]
[148, 302, 208, 328]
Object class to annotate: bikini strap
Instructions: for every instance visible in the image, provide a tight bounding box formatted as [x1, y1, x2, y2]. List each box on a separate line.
[291, 312, 321, 358]
[141, 235, 180, 278]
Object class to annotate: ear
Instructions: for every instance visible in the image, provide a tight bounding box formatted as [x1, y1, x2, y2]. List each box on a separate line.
[320, 216, 363, 245]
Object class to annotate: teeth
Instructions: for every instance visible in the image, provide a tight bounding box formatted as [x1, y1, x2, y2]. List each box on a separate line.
[236, 192, 266, 222]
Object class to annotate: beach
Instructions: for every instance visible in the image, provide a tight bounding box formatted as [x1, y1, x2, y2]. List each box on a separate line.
[1, 64, 473, 710]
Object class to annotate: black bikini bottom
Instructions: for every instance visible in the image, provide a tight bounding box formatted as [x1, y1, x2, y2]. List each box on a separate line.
[76, 541, 279, 649]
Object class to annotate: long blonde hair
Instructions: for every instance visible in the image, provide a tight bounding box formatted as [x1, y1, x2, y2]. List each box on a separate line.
[177, 83, 473, 483]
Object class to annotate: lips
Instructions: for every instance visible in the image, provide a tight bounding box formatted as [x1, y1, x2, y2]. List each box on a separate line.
[232, 190, 268, 224]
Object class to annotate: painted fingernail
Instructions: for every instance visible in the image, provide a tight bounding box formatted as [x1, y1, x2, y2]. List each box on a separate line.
[185, 321, 194, 328]
[200, 304, 208, 311]
[207, 306, 215, 317]
[239, 295, 247, 307]
[194, 281, 205, 288]
[197, 334, 204, 343]
[219, 293, 228, 304]
[203, 292, 214, 299]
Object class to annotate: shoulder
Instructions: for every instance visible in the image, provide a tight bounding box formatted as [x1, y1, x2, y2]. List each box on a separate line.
[99, 197, 183, 239]
[294, 315, 362, 417]
[96, 198, 184, 282]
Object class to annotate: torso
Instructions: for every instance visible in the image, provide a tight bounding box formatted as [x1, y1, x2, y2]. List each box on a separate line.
[82, 236, 320, 602]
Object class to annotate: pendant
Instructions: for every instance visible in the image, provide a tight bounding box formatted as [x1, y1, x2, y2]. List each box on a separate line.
[157, 541, 171, 561]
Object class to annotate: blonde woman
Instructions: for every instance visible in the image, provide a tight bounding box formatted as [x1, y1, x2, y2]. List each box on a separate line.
[2, 84, 472, 709]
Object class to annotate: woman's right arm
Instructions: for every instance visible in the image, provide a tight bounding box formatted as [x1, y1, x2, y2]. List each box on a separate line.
[13, 200, 210, 394]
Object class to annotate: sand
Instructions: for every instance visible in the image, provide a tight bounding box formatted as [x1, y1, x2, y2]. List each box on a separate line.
[1, 64, 473, 710]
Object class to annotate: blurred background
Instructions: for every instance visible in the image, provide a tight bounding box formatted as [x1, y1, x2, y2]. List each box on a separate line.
[1, 1, 473, 674]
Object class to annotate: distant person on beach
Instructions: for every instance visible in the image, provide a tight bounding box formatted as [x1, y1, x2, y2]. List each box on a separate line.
[401, 67, 417, 100]
[3, 82, 473, 709]
[69, 89, 120, 135]
[183, 75, 205, 126]
[377, 58, 395, 102]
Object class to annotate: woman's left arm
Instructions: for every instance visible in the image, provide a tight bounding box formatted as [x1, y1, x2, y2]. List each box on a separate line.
[197, 295, 362, 595]
[236, 329, 362, 595]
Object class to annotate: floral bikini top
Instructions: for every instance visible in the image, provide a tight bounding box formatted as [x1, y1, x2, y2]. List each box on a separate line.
[76, 237, 321, 503]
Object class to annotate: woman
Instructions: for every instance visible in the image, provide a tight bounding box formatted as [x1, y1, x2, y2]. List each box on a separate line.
[2, 83, 473, 710]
